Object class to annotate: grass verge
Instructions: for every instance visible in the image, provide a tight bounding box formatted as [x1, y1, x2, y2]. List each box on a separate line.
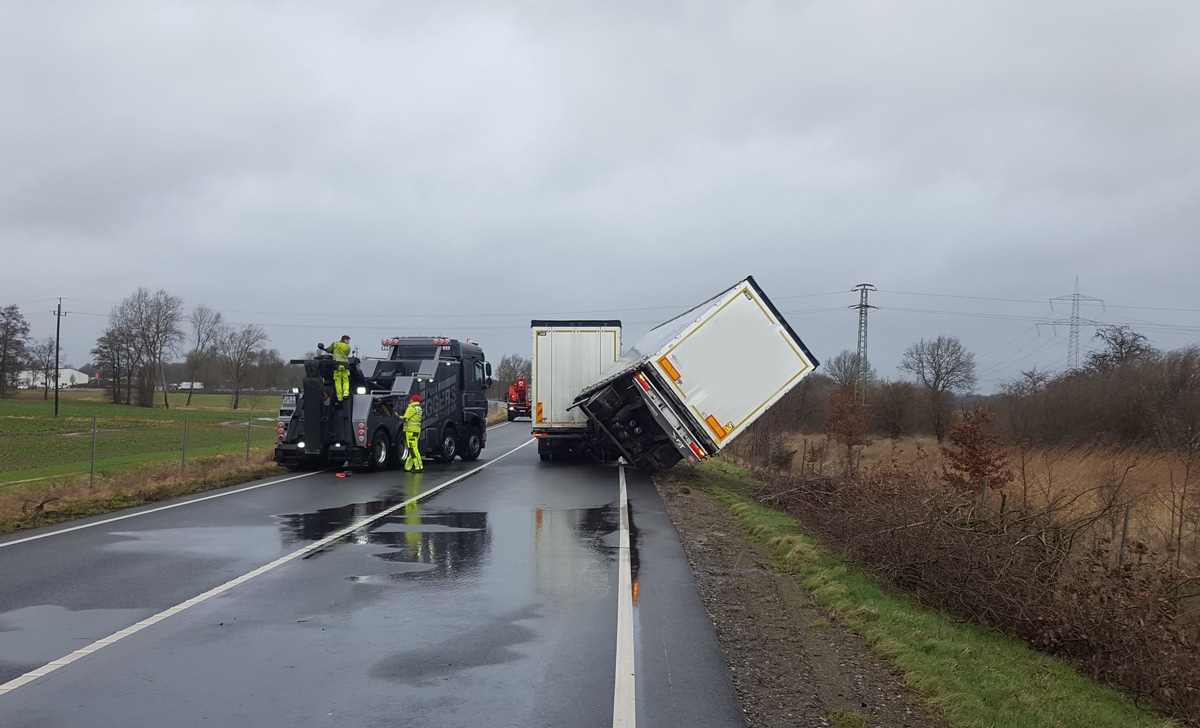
[678, 458, 1179, 728]
[1, 411, 511, 537]
[0, 451, 287, 536]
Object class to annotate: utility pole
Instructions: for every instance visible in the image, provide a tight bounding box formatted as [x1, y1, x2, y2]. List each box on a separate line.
[53, 298, 65, 417]
[850, 283, 877, 398]
[1049, 277, 1103, 370]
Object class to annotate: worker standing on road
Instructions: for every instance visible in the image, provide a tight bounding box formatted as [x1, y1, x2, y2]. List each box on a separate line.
[403, 394, 424, 473]
[330, 335, 351, 402]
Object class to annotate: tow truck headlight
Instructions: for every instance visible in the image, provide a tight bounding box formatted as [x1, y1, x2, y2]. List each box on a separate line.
[356, 386, 366, 394]
[297, 441, 306, 449]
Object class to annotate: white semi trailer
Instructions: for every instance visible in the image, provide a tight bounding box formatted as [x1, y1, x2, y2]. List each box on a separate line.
[530, 320, 623, 461]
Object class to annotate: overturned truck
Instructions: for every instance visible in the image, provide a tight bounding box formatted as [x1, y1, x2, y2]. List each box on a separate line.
[541, 276, 819, 473]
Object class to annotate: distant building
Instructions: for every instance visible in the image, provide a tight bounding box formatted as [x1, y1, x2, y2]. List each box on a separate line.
[17, 369, 89, 389]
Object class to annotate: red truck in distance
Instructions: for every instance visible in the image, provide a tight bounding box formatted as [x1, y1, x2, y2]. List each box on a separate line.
[506, 377, 531, 421]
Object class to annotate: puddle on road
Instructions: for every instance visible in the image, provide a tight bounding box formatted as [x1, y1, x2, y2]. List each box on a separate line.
[0, 604, 149, 682]
[275, 486, 640, 597]
[276, 482, 491, 583]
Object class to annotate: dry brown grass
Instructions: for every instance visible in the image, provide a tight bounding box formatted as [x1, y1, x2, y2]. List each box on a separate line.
[724, 432, 1200, 725]
[773, 434, 1199, 567]
[0, 450, 282, 534]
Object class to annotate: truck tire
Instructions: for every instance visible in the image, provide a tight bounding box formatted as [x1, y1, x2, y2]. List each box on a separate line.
[506, 410, 514, 422]
[369, 429, 392, 471]
[434, 427, 458, 463]
[460, 426, 483, 461]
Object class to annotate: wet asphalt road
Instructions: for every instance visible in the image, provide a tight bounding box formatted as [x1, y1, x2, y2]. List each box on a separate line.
[0, 421, 744, 728]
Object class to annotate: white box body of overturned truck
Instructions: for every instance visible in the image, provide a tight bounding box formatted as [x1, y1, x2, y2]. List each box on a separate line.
[531, 320, 623, 461]
[273, 337, 492, 471]
[574, 276, 819, 473]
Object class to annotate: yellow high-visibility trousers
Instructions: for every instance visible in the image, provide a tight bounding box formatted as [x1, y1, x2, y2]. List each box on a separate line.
[404, 431, 423, 472]
[334, 365, 349, 401]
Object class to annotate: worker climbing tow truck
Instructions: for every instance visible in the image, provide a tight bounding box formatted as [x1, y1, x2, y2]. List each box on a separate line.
[273, 336, 493, 472]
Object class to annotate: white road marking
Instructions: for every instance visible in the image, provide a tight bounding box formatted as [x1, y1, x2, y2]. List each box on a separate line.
[0, 471, 321, 549]
[1, 421, 520, 549]
[612, 465, 637, 727]
[0, 438, 536, 696]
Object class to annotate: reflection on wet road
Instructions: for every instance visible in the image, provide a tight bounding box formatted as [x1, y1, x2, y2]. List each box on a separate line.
[0, 428, 742, 727]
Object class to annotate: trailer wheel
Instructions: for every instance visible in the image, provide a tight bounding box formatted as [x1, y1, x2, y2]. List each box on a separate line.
[369, 429, 392, 470]
[434, 427, 458, 463]
[460, 426, 483, 461]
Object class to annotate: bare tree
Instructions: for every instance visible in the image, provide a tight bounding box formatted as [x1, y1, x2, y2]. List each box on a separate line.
[826, 349, 875, 390]
[492, 353, 531, 401]
[899, 336, 977, 443]
[824, 383, 872, 475]
[28, 337, 56, 400]
[185, 305, 224, 406]
[1085, 325, 1158, 372]
[220, 324, 270, 410]
[92, 325, 136, 404]
[0, 304, 31, 398]
[871, 378, 919, 439]
[113, 288, 185, 408]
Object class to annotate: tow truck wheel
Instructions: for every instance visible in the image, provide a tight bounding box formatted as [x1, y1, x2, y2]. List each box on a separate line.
[369, 429, 392, 470]
[434, 428, 458, 463]
[460, 426, 483, 461]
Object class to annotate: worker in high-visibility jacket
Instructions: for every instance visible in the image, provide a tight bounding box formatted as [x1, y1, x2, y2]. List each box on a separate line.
[402, 394, 424, 472]
[329, 335, 351, 402]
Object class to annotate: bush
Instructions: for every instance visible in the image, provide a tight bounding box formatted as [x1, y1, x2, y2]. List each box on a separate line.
[750, 448, 1200, 726]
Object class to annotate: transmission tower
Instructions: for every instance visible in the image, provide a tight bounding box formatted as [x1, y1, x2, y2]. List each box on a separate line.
[1049, 277, 1104, 369]
[850, 283, 877, 393]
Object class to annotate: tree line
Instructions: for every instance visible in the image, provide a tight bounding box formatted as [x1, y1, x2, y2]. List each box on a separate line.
[0, 290, 280, 410]
[747, 325, 1200, 458]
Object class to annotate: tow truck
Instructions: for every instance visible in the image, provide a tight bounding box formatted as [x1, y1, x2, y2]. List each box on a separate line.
[273, 336, 493, 471]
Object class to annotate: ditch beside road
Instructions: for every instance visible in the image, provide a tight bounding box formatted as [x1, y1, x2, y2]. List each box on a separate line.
[656, 473, 950, 728]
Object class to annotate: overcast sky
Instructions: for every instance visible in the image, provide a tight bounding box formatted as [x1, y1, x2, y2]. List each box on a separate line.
[3, 1, 1198, 393]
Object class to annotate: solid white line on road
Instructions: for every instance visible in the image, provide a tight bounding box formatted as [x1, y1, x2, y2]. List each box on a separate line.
[0, 421, 522, 550]
[0, 471, 322, 549]
[612, 465, 637, 728]
[0, 438, 536, 697]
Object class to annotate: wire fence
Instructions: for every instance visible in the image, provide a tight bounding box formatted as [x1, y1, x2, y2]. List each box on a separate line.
[0, 413, 280, 487]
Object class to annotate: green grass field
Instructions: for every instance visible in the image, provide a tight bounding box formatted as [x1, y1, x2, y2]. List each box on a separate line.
[0, 389, 284, 485]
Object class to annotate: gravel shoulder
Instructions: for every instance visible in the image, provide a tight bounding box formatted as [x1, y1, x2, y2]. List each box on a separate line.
[656, 475, 952, 728]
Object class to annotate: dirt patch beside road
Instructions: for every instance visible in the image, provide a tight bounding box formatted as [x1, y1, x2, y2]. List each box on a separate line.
[656, 474, 950, 728]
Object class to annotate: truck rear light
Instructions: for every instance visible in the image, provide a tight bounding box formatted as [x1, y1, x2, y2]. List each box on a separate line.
[688, 442, 707, 459]
[634, 373, 651, 391]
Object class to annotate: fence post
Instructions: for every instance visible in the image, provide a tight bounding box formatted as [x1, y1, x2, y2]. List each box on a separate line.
[181, 413, 188, 475]
[90, 415, 97, 487]
[1118, 503, 1132, 567]
[246, 414, 252, 462]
